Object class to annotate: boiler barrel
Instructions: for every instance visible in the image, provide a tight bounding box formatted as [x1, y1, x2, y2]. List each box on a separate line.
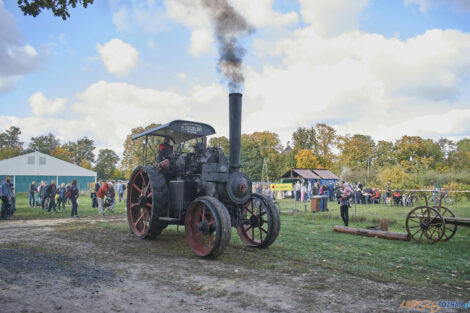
[229, 93, 242, 172]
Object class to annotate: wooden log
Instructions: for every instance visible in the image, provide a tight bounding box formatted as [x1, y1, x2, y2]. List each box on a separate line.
[380, 218, 389, 231]
[333, 225, 410, 241]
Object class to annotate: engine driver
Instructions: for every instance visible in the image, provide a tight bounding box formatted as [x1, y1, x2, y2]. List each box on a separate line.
[158, 137, 173, 162]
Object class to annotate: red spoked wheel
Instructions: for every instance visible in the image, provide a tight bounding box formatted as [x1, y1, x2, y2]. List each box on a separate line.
[237, 193, 280, 248]
[127, 166, 168, 239]
[185, 196, 231, 258]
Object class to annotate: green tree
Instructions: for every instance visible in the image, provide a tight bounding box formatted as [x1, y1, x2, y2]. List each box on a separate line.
[18, 0, 94, 20]
[337, 134, 375, 170]
[393, 136, 434, 171]
[0, 126, 24, 160]
[122, 123, 162, 179]
[241, 134, 263, 181]
[292, 127, 317, 150]
[27, 133, 60, 154]
[63, 137, 95, 164]
[314, 123, 337, 168]
[374, 140, 394, 167]
[95, 149, 120, 180]
[209, 136, 230, 158]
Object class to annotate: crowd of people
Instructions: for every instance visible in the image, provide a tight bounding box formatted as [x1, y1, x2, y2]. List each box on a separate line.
[28, 180, 80, 217]
[0, 177, 128, 221]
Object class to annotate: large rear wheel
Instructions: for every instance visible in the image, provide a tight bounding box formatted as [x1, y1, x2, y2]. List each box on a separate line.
[237, 193, 281, 248]
[127, 166, 168, 239]
[406, 206, 445, 244]
[185, 196, 231, 258]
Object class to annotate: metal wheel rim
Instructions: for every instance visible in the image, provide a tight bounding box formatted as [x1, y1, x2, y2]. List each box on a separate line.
[237, 197, 269, 246]
[433, 206, 457, 241]
[127, 169, 153, 237]
[185, 201, 218, 257]
[406, 206, 445, 244]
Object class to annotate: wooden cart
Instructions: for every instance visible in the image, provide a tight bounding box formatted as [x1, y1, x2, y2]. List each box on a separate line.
[405, 193, 470, 243]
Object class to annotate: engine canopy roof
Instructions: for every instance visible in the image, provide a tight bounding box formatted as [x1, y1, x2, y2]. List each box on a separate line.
[133, 120, 216, 144]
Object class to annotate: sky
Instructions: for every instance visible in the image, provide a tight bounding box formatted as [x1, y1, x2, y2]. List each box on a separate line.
[0, 0, 470, 156]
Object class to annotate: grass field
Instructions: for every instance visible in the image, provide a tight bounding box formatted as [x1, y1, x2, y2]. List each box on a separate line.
[5, 193, 470, 296]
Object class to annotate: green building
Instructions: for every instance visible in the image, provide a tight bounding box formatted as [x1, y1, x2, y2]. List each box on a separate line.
[0, 151, 96, 192]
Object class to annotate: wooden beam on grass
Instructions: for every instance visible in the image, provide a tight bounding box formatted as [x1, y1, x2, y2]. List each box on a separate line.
[333, 226, 410, 241]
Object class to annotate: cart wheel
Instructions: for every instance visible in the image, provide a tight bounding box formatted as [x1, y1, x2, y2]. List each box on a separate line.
[433, 206, 457, 241]
[406, 206, 445, 244]
[237, 193, 281, 248]
[185, 196, 231, 258]
[127, 166, 168, 239]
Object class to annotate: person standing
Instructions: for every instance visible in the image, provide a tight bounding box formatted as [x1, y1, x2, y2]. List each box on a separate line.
[70, 179, 79, 218]
[97, 181, 110, 216]
[307, 181, 312, 200]
[118, 181, 125, 203]
[40, 181, 48, 210]
[0, 176, 13, 220]
[29, 181, 36, 208]
[93, 179, 102, 208]
[57, 183, 66, 211]
[339, 181, 353, 227]
[294, 181, 301, 201]
[46, 180, 57, 212]
[300, 183, 306, 202]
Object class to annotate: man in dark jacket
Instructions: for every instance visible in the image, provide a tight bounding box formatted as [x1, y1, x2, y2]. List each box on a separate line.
[1, 176, 13, 219]
[40, 181, 47, 209]
[29, 181, 36, 208]
[46, 180, 57, 212]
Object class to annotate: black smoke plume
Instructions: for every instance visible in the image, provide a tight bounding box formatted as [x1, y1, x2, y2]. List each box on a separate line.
[202, 0, 254, 92]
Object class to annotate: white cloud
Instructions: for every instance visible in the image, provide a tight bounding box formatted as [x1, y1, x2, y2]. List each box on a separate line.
[189, 28, 214, 57]
[97, 39, 139, 77]
[29, 92, 66, 116]
[110, 0, 168, 33]
[0, 0, 42, 93]
[404, 0, 470, 12]
[298, 0, 369, 37]
[240, 26, 470, 144]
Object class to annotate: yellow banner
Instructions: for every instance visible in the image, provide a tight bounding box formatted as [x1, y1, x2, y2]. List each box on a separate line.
[270, 183, 293, 191]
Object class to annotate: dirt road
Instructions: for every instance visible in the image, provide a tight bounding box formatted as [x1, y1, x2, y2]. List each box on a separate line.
[0, 217, 459, 313]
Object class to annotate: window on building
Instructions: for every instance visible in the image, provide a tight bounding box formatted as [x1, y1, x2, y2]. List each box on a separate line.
[27, 156, 35, 165]
[39, 156, 46, 165]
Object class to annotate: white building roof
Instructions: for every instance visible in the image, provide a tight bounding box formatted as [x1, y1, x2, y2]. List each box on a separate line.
[0, 151, 96, 177]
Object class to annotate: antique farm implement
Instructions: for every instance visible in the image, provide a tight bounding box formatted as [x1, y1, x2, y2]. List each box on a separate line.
[405, 193, 469, 243]
[126, 93, 280, 258]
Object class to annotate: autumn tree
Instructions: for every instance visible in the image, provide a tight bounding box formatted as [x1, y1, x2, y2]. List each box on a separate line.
[18, 0, 94, 20]
[50, 146, 72, 162]
[295, 149, 321, 169]
[95, 149, 120, 180]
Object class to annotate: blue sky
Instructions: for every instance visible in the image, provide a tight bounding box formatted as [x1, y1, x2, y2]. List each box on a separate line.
[0, 0, 469, 154]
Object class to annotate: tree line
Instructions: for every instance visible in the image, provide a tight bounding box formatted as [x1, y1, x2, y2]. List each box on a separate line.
[1, 124, 469, 188]
[0, 126, 119, 180]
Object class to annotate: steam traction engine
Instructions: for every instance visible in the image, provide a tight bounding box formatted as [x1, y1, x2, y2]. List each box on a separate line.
[127, 93, 280, 258]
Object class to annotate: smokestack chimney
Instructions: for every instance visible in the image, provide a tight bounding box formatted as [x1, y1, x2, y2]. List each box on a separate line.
[229, 93, 242, 172]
